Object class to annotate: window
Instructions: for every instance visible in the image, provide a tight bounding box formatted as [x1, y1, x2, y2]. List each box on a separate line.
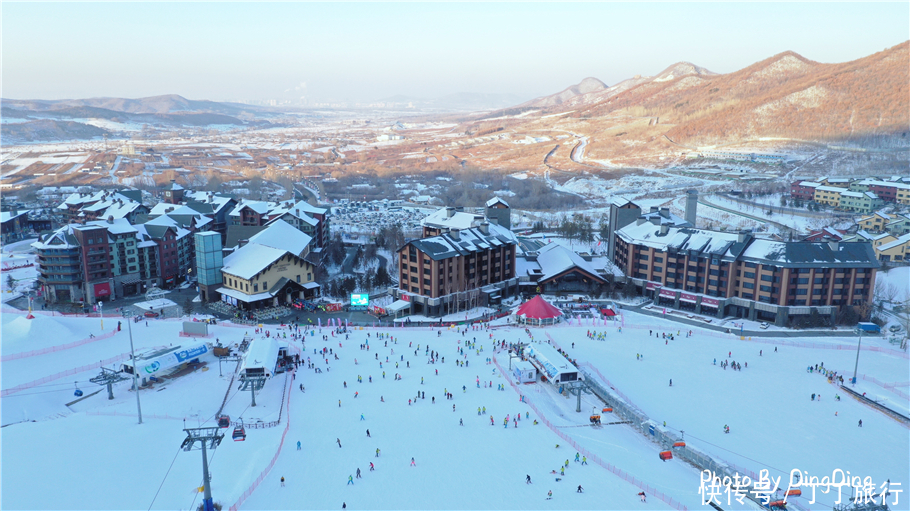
[761, 275, 774, 282]
[410, 276, 418, 283]
[744, 272, 755, 279]
[759, 285, 772, 293]
[745, 262, 756, 268]
[743, 282, 754, 289]
[797, 278, 809, 284]
[709, 279, 719, 287]
[796, 289, 808, 295]
[654, 256, 663, 263]
[640, 254, 649, 261]
[652, 266, 662, 273]
[262, 281, 267, 289]
[254, 284, 259, 292]
[296, 275, 301, 283]
[423, 278, 430, 285]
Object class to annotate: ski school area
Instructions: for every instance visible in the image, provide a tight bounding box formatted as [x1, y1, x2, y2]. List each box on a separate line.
[1, 305, 907, 511]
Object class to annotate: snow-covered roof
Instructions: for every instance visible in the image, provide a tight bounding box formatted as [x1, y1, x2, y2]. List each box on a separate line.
[877, 233, 910, 252]
[32, 225, 80, 250]
[246, 219, 312, 256]
[485, 197, 509, 208]
[222, 243, 289, 280]
[84, 218, 137, 235]
[421, 208, 481, 230]
[797, 181, 822, 188]
[409, 224, 517, 261]
[533, 243, 607, 283]
[0, 210, 28, 223]
[527, 342, 577, 380]
[229, 200, 271, 217]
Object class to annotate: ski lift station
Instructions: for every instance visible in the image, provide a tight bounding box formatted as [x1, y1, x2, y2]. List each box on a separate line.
[526, 342, 579, 384]
[239, 337, 280, 379]
[120, 341, 210, 386]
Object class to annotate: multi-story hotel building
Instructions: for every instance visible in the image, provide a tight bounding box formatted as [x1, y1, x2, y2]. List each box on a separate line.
[614, 218, 879, 326]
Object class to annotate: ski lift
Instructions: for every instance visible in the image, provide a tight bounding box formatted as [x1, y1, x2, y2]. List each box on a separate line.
[602, 407, 613, 413]
[673, 441, 686, 448]
[74, 382, 83, 397]
[232, 422, 246, 442]
[784, 489, 801, 498]
[658, 450, 673, 461]
[217, 415, 231, 428]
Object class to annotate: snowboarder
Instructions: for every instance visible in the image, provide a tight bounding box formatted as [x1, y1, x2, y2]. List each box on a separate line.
[575, 453, 580, 462]
[356, 468, 361, 479]
[343, 503, 346, 509]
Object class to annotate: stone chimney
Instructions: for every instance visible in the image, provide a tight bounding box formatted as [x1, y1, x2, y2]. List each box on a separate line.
[650, 206, 659, 214]
[446, 207, 455, 218]
[649, 216, 661, 226]
[737, 231, 751, 243]
[660, 224, 669, 235]
[479, 222, 490, 235]
[660, 207, 670, 219]
[449, 229, 460, 240]
[107, 215, 114, 224]
[636, 217, 646, 226]
[828, 240, 840, 252]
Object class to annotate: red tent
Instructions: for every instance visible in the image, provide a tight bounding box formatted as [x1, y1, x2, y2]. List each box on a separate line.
[516, 295, 563, 321]
[601, 308, 616, 317]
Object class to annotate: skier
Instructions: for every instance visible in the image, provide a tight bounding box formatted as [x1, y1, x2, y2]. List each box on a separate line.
[281, 476, 285, 487]
[347, 475, 354, 485]
[369, 462, 374, 471]
[337, 438, 342, 448]
[460, 418, 463, 426]
[526, 474, 532, 484]
[297, 441, 301, 450]
[582, 456, 587, 465]
[669, 379, 672, 387]
[410, 457, 416, 466]
[356, 468, 361, 479]
[639, 491, 647, 502]
[366, 429, 370, 437]
[577, 485, 584, 493]
[376, 448, 381, 457]
[858, 419, 863, 427]
[360, 413, 365, 420]
[547, 490, 553, 500]
[575, 453, 580, 463]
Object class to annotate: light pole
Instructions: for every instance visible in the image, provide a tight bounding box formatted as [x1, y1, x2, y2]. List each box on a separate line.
[852, 326, 862, 384]
[123, 310, 143, 424]
[99, 300, 104, 330]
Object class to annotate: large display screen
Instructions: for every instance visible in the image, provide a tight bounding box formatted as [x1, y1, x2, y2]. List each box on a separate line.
[351, 294, 369, 306]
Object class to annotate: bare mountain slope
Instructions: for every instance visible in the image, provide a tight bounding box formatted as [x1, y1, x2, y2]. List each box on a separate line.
[521, 77, 608, 108]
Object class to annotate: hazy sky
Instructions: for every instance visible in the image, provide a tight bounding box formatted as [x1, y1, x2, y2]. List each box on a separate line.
[3, 2, 908, 103]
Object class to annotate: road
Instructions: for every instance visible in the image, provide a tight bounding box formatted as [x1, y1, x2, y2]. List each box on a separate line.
[108, 156, 123, 184]
[697, 198, 796, 233]
[716, 193, 852, 221]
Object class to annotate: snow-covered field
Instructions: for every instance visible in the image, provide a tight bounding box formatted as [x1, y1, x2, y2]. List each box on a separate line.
[1, 307, 907, 510]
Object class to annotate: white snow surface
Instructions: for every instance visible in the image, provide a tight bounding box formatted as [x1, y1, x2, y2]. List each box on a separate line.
[0, 308, 907, 510]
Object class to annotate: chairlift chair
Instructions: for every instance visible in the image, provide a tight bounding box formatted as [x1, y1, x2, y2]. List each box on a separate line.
[73, 382, 83, 397]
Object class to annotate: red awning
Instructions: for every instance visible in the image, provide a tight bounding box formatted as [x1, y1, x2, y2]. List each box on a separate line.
[680, 293, 697, 303]
[646, 282, 660, 291]
[659, 289, 676, 299]
[701, 297, 719, 307]
[94, 282, 111, 298]
[516, 295, 563, 320]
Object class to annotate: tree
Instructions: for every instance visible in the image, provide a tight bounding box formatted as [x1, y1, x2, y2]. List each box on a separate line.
[374, 265, 392, 289]
[183, 297, 194, 317]
[6, 274, 14, 291]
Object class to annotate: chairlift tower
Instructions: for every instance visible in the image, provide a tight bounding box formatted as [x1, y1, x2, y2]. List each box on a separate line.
[239, 374, 268, 407]
[181, 426, 224, 511]
[563, 380, 595, 413]
[90, 367, 129, 400]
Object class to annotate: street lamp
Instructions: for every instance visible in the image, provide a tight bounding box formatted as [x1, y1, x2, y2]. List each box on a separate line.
[99, 300, 104, 330]
[852, 326, 863, 385]
[122, 310, 143, 424]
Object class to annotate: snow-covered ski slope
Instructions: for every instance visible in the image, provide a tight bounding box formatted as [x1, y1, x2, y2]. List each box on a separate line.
[1, 308, 907, 510]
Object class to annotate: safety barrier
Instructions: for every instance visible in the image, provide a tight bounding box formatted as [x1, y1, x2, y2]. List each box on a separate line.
[228, 374, 292, 511]
[0, 352, 131, 397]
[1, 329, 119, 362]
[828, 371, 910, 401]
[491, 355, 689, 511]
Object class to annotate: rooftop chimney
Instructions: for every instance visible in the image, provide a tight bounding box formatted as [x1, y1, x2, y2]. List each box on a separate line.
[107, 215, 114, 224]
[660, 207, 670, 219]
[479, 221, 490, 235]
[649, 216, 661, 226]
[828, 240, 840, 252]
[650, 206, 659, 214]
[449, 229, 460, 241]
[446, 207, 455, 218]
[636, 218, 646, 226]
[737, 231, 751, 243]
[659, 224, 669, 235]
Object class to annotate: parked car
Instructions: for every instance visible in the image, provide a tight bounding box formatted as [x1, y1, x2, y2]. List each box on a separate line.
[144, 311, 160, 318]
[759, 322, 770, 329]
[889, 324, 903, 333]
